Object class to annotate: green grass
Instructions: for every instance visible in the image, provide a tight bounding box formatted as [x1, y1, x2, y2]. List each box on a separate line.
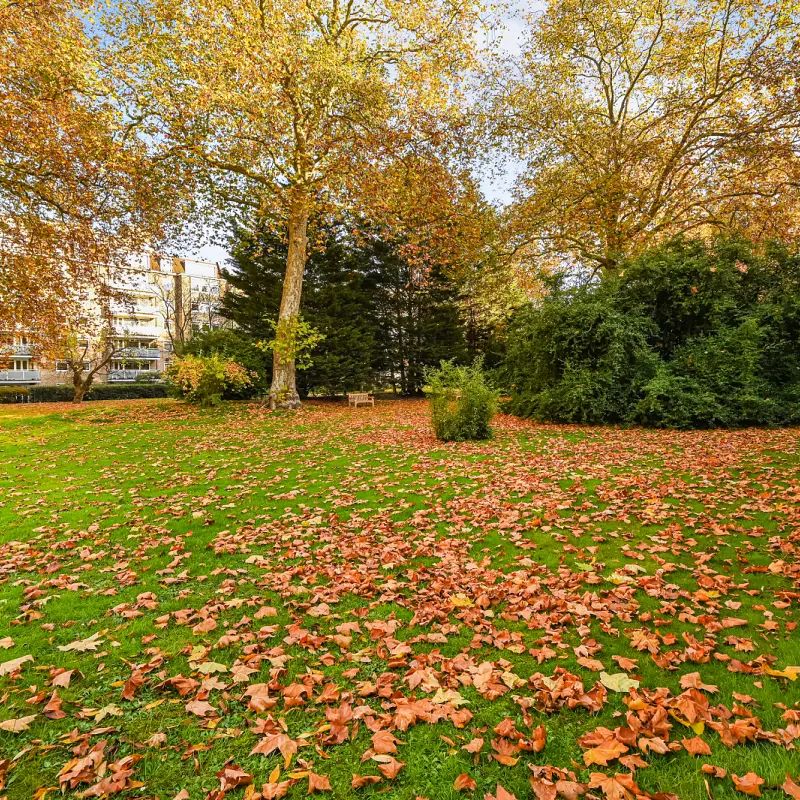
[0, 398, 798, 800]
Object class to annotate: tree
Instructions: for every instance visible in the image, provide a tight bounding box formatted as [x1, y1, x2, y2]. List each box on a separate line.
[497, 0, 800, 276]
[40, 305, 128, 402]
[0, 0, 174, 341]
[150, 258, 195, 355]
[221, 220, 474, 396]
[106, 0, 482, 407]
[370, 234, 468, 394]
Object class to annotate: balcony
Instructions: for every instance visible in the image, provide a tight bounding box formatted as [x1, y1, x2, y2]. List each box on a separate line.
[107, 369, 158, 382]
[116, 347, 161, 360]
[0, 344, 33, 357]
[114, 324, 163, 339]
[0, 369, 40, 383]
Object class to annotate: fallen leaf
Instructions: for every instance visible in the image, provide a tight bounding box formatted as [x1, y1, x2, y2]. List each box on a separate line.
[0, 655, 33, 676]
[732, 772, 764, 797]
[57, 633, 103, 653]
[308, 772, 331, 793]
[599, 671, 640, 693]
[0, 715, 36, 733]
[454, 773, 477, 791]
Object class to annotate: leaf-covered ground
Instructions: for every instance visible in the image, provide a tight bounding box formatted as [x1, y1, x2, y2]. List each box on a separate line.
[0, 399, 799, 800]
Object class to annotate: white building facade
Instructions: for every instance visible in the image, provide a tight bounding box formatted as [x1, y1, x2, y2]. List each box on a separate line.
[0, 253, 229, 386]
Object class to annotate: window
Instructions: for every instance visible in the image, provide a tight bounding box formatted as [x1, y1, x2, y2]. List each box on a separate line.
[56, 361, 88, 371]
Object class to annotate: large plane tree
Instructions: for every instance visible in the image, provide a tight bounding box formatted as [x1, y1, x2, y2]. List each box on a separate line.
[107, 0, 483, 407]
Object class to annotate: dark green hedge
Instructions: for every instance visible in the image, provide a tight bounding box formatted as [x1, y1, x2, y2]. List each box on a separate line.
[0, 383, 169, 403]
[0, 386, 30, 404]
[504, 237, 800, 428]
[86, 383, 169, 401]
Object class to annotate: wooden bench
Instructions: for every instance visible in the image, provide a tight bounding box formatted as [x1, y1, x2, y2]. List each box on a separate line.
[347, 392, 375, 408]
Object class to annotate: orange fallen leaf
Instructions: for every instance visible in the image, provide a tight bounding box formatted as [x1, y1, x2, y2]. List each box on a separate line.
[682, 736, 712, 756]
[307, 772, 331, 793]
[454, 773, 477, 791]
[732, 772, 764, 797]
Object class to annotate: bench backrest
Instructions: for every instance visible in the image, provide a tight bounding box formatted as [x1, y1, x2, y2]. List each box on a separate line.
[348, 392, 370, 401]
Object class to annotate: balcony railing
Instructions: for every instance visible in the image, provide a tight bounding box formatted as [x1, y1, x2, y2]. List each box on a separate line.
[116, 347, 161, 360]
[114, 325, 163, 339]
[107, 369, 157, 382]
[0, 369, 40, 383]
[0, 344, 33, 357]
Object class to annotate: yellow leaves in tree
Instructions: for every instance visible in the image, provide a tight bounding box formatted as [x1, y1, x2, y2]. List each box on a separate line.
[499, 0, 800, 275]
[104, 0, 484, 405]
[0, 1, 175, 340]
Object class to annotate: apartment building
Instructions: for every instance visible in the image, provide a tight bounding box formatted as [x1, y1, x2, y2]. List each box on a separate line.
[0, 253, 229, 386]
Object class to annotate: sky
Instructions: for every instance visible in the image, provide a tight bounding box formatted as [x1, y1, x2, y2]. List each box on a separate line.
[187, 1, 536, 265]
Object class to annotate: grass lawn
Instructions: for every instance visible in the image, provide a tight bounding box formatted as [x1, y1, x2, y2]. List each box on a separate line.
[0, 398, 799, 800]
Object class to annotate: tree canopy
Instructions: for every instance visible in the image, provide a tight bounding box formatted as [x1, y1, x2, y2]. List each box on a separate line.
[497, 0, 800, 275]
[0, 0, 174, 341]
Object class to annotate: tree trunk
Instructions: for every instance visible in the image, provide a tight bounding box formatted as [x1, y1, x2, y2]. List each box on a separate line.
[270, 201, 309, 409]
[72, 368, 96, 403]
[72, 374, 87, 403]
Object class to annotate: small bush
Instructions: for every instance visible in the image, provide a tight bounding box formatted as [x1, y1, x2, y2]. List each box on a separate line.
[424, 359, 498, 441]
[167, 354, 254, 407]
[183, 329, 269, 398]
[133, 371, 163, 384]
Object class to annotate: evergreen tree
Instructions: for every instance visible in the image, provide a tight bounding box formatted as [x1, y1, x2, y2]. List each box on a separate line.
[220, 221, 473, 396]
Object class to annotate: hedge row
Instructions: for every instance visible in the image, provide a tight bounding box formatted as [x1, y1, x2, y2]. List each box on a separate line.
[0, 383, 169, 403]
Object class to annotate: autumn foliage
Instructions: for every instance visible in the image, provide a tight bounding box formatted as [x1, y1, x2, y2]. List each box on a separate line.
[0, 0, 173, 340]
[167, 354, 254, 407]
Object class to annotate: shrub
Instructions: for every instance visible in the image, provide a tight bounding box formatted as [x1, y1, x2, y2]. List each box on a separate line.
[424, 358, 498, 441]
[88, 383, 169, 400]
[167, 354, 253, 407]
[29, 385, 74, 402]
[635, 369, 726, 429]
[503, 236, 800, 428]
[183, 329, 269, 398]
[0, 386, 29, 404]
[23, 383, 169, 403]
[133, 371, 163, 384]
[504, 283, 658, 423]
